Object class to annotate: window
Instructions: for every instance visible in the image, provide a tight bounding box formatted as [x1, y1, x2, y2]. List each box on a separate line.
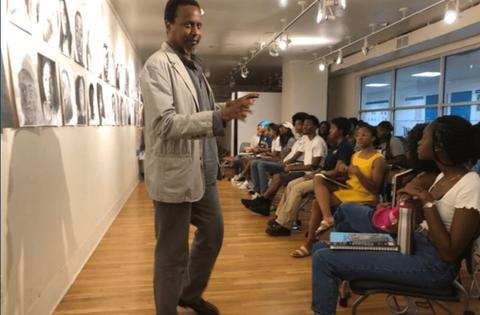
[361, 111, 391, 127]
[394, 108, 438, 137]
[444, 49, 480, 105]
[395, 59, 440, 107]
[361, 72, 392, 110]
[359, 48, 480, 130]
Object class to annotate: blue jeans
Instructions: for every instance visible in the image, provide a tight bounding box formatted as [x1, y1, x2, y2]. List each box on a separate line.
[250, 160, 284, 193]
[334, 202, 381, 233]
[311, 233, 458, 315]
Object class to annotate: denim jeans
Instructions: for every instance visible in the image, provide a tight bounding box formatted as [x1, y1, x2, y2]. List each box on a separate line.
[311, 233, 458, 315]
[334, 202, 381, 233]
[250, 160, 284, 193]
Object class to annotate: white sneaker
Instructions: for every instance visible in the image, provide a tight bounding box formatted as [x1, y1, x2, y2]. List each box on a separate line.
[232, 174, 241, 181]
[251, 192, 260, 200]
[238, 181, 249, 190]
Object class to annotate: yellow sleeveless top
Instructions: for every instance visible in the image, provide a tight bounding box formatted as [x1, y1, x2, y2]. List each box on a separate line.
[334, 151, 384, 203]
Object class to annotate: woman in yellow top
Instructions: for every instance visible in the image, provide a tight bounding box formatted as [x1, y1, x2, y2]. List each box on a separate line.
[290, 123, 386, 258]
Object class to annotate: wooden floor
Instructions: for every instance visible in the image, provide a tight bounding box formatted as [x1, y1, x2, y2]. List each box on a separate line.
[54, 180, 479, 315]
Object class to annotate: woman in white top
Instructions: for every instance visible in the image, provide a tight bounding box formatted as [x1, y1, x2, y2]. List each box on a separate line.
[311, 116, 480, 315]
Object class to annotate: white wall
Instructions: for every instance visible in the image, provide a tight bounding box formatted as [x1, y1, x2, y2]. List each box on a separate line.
[1, 1, 141, 314]
[281, 60, 328, 122]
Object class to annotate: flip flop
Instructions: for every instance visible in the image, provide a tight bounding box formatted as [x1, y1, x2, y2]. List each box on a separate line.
[290, 245, 311, 258]
[315, 219, 334, 237]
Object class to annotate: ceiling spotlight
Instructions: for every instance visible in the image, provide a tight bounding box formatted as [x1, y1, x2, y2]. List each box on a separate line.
[336, 50, 343, 64]
[316, 0, 325, 23]
[318, 59, 327, 72]
[444, 0, 458, 25]
[278, 34, 291, 51]
[339, 0, 346, 10]
[361, 38, 369, 56]
[241, 66, 249, 79]
[269, 43, 280, 57]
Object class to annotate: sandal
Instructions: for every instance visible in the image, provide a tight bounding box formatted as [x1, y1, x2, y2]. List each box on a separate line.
[290, 245, 311, 258]
[315, 219, 334, 237]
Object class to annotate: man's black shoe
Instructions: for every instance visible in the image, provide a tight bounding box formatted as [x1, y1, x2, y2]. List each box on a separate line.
[241, 198, 257, 209]
[178, 298, 219, 315]
[248, 199, 270, 216]
[266, 224, 291, 236]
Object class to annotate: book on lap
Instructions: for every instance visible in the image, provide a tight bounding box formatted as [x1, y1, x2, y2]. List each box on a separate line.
[315, 173, 352, 189]
[329, 232, 400, 252]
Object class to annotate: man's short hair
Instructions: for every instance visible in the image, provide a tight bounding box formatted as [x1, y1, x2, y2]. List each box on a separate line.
[164, 0, 201, 23]
[291, 112, 308, 124]
[305, 114, 319, 127]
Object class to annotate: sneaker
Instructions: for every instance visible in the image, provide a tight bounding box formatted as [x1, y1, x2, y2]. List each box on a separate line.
[238, 180, 250, 190]
[266, 224, 291, 236]
[178, 298, 219, 315]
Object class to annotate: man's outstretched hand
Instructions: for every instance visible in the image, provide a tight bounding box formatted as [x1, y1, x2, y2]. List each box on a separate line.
[222, 93, 259, 122]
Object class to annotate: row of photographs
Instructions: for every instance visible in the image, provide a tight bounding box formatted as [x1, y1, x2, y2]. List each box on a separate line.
[5, 36, 143, 128]
[7, 0, 138, 99]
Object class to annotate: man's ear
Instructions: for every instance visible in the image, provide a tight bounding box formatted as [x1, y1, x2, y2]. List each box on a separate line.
[165, 21, 172, 33]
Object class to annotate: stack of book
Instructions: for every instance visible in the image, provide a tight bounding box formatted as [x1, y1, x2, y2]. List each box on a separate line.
[329, 232, 399, 251]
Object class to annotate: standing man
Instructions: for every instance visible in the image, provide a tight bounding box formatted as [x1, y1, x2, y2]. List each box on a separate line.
[139, 1, 259, 315]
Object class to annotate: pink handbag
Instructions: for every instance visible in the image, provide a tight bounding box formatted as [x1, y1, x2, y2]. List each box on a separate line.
[372, 204, 400, 234]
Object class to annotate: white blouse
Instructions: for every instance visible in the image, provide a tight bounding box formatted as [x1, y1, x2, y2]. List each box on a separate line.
[426, 172, 480, 231]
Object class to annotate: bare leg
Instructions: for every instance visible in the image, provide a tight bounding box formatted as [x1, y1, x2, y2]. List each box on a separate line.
[304, 201, 322, 251]
[263, 173, 282, 200]
[313, 176, 341, 225]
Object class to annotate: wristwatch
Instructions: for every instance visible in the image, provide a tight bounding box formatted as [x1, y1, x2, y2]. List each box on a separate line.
[423, 201, 436, 209]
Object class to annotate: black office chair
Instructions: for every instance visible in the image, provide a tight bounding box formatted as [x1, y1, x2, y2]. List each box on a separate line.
[339, 237, 479, 315]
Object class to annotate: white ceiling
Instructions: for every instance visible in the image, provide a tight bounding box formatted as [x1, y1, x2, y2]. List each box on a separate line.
[110, 0, 479, 86]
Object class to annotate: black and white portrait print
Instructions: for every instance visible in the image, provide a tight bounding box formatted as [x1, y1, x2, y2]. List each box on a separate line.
[58, 0, 72, 56]
[73, 11, 84, 66]
[88, 81, 99, 126]
[75, 75, 87, 125]
[97, 82, 106, 125]
[8, 30, 44, 127]
[37, 0, 59, 47]
[59, 67, 76, 125]
[38, 53, 62, 126]
[7, 0, 34, 33]
[101, 43, 109, 82]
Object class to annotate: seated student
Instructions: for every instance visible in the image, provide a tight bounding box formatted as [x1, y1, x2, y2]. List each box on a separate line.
[236, 123, 283, 190]
[310, 116, 480, 315]
[377, 120, 407, 168]
[333, 123, 440, 234]
[247, 122, 296, 195]
[318, 120, 330, 143]
[244, 114, 326, 216]
[264, 117, 354, 237]
[292, 123, 386, 256]
[229, 120, 271, 180]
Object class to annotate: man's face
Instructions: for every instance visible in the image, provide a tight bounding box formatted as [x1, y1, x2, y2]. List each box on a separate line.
[294, 119, 303, 134]
[166, 5, 202, 54]
[78, 79, 85, 109]
[302, 119, 316, 135]
[42, 62, 53, 102]
[60, 1, 67, 31]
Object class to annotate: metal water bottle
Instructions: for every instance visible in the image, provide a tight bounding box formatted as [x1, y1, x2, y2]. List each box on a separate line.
[398, 201, 414, 255]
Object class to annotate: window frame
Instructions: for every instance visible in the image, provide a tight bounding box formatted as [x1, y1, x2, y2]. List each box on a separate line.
[358, 46, 480, 130]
